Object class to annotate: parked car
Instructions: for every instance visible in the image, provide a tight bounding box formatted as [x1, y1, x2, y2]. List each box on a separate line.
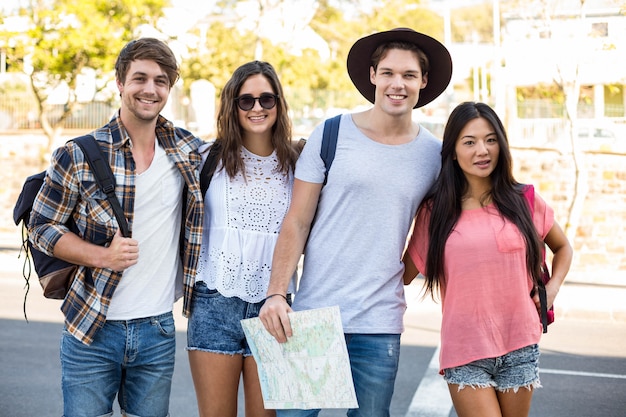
[573, 121, 621, 151]
[577, 125, 616, 141]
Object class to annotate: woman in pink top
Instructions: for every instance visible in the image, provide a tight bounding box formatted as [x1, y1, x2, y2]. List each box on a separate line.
[403, 102, 572, 417]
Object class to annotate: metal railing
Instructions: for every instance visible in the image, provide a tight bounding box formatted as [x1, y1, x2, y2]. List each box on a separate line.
[0, 96, 117, 130]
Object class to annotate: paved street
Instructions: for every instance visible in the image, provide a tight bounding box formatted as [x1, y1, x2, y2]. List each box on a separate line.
[1, 227, 626, 416]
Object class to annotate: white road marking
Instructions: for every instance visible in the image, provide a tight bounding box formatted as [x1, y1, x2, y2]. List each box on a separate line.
[405, 346, 452, 417]
[404, 349, 626, 417]
[541, 368, 626, 379]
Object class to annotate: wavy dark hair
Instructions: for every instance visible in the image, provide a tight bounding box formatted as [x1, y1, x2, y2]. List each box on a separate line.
[215, 60, 296, 178]
[115, 38, 179, 87]
[422, 101, 544, 297]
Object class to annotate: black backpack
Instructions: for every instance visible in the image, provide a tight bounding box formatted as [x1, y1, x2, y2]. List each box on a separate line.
[13, 135, 130, 318]
[200, 114, 341, 196]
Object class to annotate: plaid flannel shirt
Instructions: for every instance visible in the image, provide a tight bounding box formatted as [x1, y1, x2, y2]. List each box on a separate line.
[28, 112, 204, 345]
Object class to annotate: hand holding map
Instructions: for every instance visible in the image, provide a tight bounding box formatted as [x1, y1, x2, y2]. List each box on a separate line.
[241, 306, 358, 410]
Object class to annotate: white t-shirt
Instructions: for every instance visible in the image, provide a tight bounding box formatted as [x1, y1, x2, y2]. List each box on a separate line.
[107, 141, 184, 319]
[195, 146, 296, 302]
[293, 113, 442, 334]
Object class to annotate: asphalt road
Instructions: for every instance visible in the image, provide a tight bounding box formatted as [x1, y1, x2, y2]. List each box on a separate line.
[2, 240, 626, 417]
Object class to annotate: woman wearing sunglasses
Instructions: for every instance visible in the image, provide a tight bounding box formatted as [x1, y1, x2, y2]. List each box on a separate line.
[187, 61, 298, 417]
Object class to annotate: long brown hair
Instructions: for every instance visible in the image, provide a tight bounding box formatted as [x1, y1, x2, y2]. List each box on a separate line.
[215, 61, 296, 178]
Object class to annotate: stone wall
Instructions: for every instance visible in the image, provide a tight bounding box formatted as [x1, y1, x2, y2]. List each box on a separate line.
[513, 147, 626, 286]
[1, 134, 45, 237]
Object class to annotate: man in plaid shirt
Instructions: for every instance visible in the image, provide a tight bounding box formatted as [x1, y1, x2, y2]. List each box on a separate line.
[28, 38, 203, 417]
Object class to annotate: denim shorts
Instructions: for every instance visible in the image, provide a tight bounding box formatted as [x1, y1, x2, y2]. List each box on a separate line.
[60, 312, 176, 417]
[276, 333, 401, 417]
[187, 281, 271, 356]
[443, 344, 541, 393]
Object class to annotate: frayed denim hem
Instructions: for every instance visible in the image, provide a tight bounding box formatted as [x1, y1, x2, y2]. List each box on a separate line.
[496, 379, 543, 393]
[453, 381, 497, 392]
[186, 346, 251, 357]
[452, 379, 542, 393]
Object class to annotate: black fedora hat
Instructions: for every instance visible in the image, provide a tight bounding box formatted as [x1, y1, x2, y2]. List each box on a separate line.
[347, 28, 453, 109]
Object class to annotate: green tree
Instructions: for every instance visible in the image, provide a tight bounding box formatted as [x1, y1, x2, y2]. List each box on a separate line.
[180, 0, 446, 128]
[308, 0, 367, 105]
[361, 0, 443, 37]
[1, 0, 169, 164]
[180, 21, 257, 97]
[451, 2, 494, 43]
[180, 0, 362, 118]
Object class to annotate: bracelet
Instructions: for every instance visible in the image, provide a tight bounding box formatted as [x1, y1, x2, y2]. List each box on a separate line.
[265, 293, 288, 302]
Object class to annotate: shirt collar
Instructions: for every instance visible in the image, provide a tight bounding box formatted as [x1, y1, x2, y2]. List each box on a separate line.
[107, 111, 176, 150]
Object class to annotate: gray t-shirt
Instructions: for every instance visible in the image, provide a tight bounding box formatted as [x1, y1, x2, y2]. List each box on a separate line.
[293, 113, 442, 334]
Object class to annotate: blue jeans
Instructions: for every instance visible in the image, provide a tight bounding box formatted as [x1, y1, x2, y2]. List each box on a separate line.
[277, 333, 401, 417]
[60, 312, 176, 417]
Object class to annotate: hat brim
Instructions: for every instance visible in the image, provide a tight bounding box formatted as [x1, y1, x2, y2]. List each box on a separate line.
[347, 28, 453, 109]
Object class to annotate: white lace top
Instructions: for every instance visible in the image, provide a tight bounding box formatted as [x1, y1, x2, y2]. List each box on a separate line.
[195, 146, 295, 302]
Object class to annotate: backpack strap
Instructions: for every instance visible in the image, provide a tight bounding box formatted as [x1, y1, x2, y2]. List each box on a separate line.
[320, 114, 341, 185]
[200, 141, 222, 198]
[73, 136, 130, 238]
[522, 184, 549, 333]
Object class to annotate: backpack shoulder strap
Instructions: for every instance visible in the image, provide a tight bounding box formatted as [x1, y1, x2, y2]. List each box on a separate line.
[200, 141, 222, 198]
[293, 138, 307, 155]
[320, 114, 341, 185]
[73, 136, 130, 238]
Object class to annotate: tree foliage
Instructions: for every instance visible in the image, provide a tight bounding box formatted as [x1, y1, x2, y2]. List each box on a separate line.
[181, 21, 258, 95]
[361, 0, 443, 39]
[1, 0, 169, 162]
[179, 0, 449, 121]
[1, 0, 498, 144]
[451, 2, 494, 43]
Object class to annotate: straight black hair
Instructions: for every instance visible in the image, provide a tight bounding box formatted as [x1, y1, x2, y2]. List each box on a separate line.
[422, 102, 544, 297]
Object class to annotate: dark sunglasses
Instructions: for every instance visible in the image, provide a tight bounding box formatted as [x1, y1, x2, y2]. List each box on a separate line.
[235, 93, 279, 111]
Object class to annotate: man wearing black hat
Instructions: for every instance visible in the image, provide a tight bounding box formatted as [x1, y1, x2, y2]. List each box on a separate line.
[259, 28, 453, 416]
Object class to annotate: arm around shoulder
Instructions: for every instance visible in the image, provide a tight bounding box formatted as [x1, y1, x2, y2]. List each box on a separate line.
[402, 251, 420, 285]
